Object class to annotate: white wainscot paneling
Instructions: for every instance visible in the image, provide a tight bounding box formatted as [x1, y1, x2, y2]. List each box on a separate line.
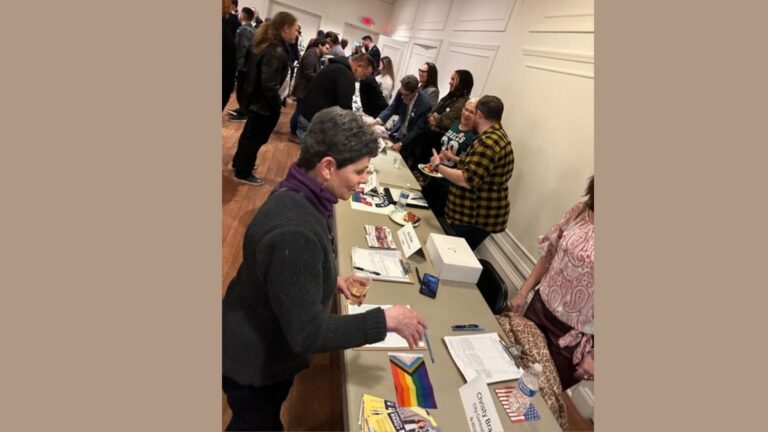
[477, 229, 537, 292]
[443, 41, 500, 94]
[522, 47, 594, 79]
[414, 0, 452, 31]
[269, 1, 323, 41]
[453, 0, 516, 32]
[392, 0, 420, 33]
[529, 0, 594, 33]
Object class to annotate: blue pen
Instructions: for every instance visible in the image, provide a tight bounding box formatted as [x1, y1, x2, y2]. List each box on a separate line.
[451, 324, 482, 331]
[452, 327, 485, 332]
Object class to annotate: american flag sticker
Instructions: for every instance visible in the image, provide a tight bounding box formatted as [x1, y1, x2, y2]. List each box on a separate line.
[495, 387, 542, 423]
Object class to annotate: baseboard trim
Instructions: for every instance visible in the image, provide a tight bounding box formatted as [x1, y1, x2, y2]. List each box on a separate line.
[478, 230, 538, 294]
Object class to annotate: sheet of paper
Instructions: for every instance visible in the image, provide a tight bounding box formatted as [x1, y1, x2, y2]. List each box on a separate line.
[346, 304, 425, 349]
[386, 187, 429, 208]
[359, 171, 377, 193]
[351, 247, 409, 282]
[397, 224, 422, 258]
[444, 332, 522, 384]
[459, 375, 504, 432]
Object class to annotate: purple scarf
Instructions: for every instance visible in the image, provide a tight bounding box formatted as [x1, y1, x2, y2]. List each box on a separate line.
[277, 163, 338, 218]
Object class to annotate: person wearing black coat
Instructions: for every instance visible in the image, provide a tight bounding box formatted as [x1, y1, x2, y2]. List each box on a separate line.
[222, 15, 237, 111]
[359, 75, 388, 118]
[361, 35, 381, 74]
[231, 12, 299, 186]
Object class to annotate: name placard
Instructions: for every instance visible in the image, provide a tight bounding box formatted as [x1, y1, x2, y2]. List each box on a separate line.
[459, 375, 504, 432]
[397, 223, 421, 258]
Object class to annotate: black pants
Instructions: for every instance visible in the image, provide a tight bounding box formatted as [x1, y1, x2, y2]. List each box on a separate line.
[421, 179, 450, 219]
[233, 110, 281, 179]
[234, 69, 247, 111]
[451, 223, 491, 250]
[223, 375, 294, 431]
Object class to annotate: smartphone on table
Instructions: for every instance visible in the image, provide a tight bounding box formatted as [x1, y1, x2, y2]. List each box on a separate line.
[419, 273, 439, 299]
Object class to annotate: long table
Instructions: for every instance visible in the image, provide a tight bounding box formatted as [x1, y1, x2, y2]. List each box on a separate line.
[334, 148, 562, 431]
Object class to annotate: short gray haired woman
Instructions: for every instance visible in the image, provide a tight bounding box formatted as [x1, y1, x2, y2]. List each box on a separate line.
[223, 107, 427, 431]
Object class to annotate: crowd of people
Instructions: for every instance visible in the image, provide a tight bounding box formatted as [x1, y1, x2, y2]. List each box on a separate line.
[221, 4, 594, 431]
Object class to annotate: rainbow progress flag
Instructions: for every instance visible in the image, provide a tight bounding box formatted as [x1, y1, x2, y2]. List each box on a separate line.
[388, 352, 437, 409]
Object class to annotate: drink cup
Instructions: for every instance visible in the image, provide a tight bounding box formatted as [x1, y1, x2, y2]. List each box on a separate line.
[348, 273, 372, 305]
[396, 190, 410, 211]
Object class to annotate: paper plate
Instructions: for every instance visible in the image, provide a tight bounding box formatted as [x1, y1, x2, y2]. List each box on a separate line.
[418, 163, 444, 178]
[389, 209, 422, 227]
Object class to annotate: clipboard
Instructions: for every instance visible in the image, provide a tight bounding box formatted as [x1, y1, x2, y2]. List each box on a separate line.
[341, 303, 426, 351]
[349, 247, 415, 284]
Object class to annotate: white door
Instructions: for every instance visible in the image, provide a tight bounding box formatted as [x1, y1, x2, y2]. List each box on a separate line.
[403, 42, 440, 81]
[377, 36, 409, 83]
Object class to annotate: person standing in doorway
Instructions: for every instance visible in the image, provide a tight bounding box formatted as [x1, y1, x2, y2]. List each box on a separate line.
[361, 35, 380, 74]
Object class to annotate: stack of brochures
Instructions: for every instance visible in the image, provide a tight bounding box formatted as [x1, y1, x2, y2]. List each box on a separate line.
[364, 225, 397, 249]
[358, 394, 441, 432]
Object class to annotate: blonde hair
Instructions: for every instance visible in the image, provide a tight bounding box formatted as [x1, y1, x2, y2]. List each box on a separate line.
[251, 11, 297, 54]
[381, 56, 395, 84]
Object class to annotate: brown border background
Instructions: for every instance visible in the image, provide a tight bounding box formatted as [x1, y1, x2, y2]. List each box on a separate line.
[1, 0, 766, 430]
[2, 1, 220, 430]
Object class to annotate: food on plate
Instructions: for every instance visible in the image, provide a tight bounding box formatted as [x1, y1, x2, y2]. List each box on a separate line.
[404, 211, 421, 224]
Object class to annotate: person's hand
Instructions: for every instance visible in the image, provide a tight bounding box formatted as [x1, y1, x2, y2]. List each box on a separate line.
[507, 291, 528, 314]
[384, 305, 427, 349]
[337, 275, 369, 304]
[391, 142, 402, 152]
[427, 114, 437, 127]
[574, 352, 594, 381]
[429, 149, 442, 169]
[365, 117, 381, 126]
[441, 148, 456, 163]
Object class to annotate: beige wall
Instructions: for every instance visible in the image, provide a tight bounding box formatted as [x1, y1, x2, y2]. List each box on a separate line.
[241, 0, 395, 44]
[387, 0, 594, 289]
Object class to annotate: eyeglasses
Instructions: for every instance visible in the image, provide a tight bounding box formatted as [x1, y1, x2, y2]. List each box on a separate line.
[418, 69, 428, 73]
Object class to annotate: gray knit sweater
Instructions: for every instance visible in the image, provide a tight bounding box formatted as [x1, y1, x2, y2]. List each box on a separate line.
[223, 190, 387, 386]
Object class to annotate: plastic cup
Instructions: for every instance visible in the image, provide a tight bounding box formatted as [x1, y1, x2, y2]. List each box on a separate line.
[348, 273, 372, 305]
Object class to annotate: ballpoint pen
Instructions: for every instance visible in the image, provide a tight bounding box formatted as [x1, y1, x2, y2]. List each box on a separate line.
[451, 324, 483, 330]
[423, 329, 435, 364]
[415, 267, 423, 285]
[352, 266, 381, 276]
[451, 326, 485, 332]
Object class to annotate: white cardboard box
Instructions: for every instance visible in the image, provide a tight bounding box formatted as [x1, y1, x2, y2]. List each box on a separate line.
[424, 233, 483, 284]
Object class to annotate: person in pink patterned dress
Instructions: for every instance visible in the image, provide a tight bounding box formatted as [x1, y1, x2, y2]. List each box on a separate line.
[508, 176, 594, 390]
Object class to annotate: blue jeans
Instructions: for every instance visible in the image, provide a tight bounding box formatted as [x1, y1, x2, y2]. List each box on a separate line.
[296, 114, 311, 141]
[289, 97, 302, 135]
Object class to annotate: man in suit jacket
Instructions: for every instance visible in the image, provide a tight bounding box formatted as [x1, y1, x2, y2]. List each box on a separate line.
[362, 35, 381, 73]
[367, 75, 432, 170]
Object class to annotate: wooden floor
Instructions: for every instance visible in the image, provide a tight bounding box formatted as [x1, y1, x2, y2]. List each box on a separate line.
[220, 96, 593, 431]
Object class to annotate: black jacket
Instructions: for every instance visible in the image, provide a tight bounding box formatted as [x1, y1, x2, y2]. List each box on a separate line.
[299, 56, 355, 122]
[222, 190, 387, 386]
[359, 76, 388, 118]
[366, 44, 381, 71]
[292, 47, 321, 99]
[242, 41, 290, 116]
